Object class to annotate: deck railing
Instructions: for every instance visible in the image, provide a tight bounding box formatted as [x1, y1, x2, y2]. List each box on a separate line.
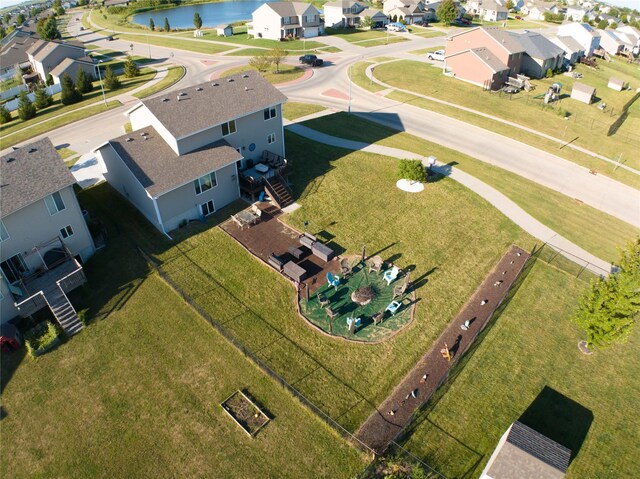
[14, 291, 47, 317]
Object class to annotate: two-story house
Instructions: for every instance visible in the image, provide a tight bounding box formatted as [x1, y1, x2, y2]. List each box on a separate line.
[444, 27, 525, 89]
[384, 0, 427, 24]
[557, 22, 600, 56]
[467, 0, 509, 22]
[26, 39, 96, 84]
[508, 31, 565, 78]
[1, 138, 95, 334]
[324, 1, 388, 28]
[94, 71, 288, 236]
[249, 2, 323, 41]
[550, 35, 585, 67]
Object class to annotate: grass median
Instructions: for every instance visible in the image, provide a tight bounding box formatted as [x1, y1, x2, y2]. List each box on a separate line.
[133, 65, 186, 99]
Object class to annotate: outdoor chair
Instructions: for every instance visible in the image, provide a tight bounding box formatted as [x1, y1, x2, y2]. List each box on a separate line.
[325, 307, 338, 320]
[393, 275, 410, 299]
[340, 258, 352, 277]
[368, 255, 383, 274]
[327, 272, 340, 289]
[385, 301, 402, 316]
[317, 292, 330, 308]
[347, 316, 361, 334]
[383, 265, 400, 286]
[372, 312, 384, 325]
[251, 204, 262, 218]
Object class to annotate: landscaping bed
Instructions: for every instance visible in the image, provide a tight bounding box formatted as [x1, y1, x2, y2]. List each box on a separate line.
[24, 321, 60, 358]
[221, 390, 270, 437]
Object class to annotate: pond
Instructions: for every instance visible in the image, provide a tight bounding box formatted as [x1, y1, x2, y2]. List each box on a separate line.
[131, 0, 281, 29]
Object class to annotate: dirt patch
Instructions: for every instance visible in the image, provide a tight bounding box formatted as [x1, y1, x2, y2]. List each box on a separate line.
[356, 245, 530, 453]
[221, 390, 270, 437]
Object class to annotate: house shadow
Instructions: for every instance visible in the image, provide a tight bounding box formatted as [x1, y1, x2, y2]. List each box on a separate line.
[518, 386, 593, 463]
[0, 347, 26, 396]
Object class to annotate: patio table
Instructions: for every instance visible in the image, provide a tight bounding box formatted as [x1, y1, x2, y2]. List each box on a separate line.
[254, 163, 270, 174]
[283, 261, 306, 282]
[235, 209, 260, 228]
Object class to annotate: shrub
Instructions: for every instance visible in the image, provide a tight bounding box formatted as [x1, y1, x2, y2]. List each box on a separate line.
[103, 65, 121, 90]
[123, 55, 140, 78]
[249, 53, 271, 72]
[17, 92, 36, 120]
[34, 83, 53, 109]
[397, 159, 427, 183]
[60, 72, 82, 105]
[24, 321, 60, 358]
[0, 104, 12, 124]
[545, 68, 553, 78]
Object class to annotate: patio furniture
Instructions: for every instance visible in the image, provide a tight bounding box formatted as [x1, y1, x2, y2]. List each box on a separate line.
[347, 317, 361, 334]
[250, 204, 263, 218]
[299, 232, 317, 249]
[325, 307, 338, 320]
[327, 272, 340, 289]
[340, 258, 352, 277]
[288, 246, 304, 260]
[254, 163, 269, 174]
[312, 242, 334, 262]
[372, 312, 384, 325]
[317, 292, 330, 308]
[233, 209, 261, 229]
[368, 255, 384, 274]
[283, 261, 306, 282]
[393, 275, 410, 299]
[383, 265, 400, 285]
[268, 253, 285, 271]
[386, 301, 402, 316]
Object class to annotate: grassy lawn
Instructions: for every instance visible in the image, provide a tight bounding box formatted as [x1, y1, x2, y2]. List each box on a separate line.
[133, 65, 186, 99]
[325, 27, 388, 42]
[354, 36, 408, 47]
[351, 61, 387, 93]
[219, 64, 305, 84]
[283, 102, 326, 121]
[115, 33, 234, 54]
[173, 30, 327, 50]
[55, 147, 77, 160]
[408, 47, 442, 55]
[225, 46, 341, 56]
[399, 259, 640, 478]
[0, 212, 368, 477]
[297, 113, 639, 262]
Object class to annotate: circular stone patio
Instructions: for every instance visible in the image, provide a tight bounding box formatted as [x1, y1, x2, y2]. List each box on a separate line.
[299, 260, 414, 343]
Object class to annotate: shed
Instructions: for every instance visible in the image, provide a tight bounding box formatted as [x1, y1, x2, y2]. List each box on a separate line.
[216, 24, 233, 37]
[607, 77, 625, 91]
[570, 82, 596, 104]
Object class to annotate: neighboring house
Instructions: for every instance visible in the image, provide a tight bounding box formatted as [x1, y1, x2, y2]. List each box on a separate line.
[496, 0, 525, 11]
[550, 35, 585, 66]
[360, 8, 390, 28]
[597, 29, 625, 55]
[215, 24, 233, 37]
[49, 56, 97, 84]
[467, 0, 508, 22]
[526, 5, 550, 20]
[384, 0, 427, 24]
[26, 39, 94, 83]
[566, 6, 589, 21]
[0, 27, 39, 78]
[324, 1, 365, 28]
[248, 2, 322, 40]
[557, 22, 600, 55]
[615, 25, 640, 50]
[571, 82, 596, 104]
[508, 30, 565, 78]
[444, 27, 525, 89]
[479, 421, 571, 479]
[94, 71, 288, 235]
[0, 138, 95, 331]
[103, 0, 129, 7]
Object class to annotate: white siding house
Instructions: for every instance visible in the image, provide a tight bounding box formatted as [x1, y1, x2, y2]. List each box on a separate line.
[557, 22, 600, 56]
[249, 2, 322, 40]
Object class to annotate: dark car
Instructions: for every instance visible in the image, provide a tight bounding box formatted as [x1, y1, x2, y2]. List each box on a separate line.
[299, 54, 323, 67]
[106, 35, 114, 41]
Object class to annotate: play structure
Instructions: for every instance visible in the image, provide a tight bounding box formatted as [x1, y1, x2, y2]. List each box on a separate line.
[506, 74, 534, 92]
[543, 82, 562, 104]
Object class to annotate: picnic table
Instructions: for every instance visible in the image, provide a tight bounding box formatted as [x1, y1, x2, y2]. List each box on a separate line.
[232, 209, 261, 229]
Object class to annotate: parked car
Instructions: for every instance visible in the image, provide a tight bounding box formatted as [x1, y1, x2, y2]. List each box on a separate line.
[106, 35, 114, 41]
[427, 50, 445, 61]
[299, 54, 323, 66]
[386, 22, 406, 32]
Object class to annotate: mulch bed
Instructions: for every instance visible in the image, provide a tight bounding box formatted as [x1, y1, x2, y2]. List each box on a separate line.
[355, 245, 530, 453]
[221, 390, 270, 437]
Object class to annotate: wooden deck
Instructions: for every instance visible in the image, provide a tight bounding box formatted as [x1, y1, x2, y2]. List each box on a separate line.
[220, 203, 339, 294]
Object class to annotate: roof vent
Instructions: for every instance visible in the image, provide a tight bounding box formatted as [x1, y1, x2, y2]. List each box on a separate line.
[196, 87, 203, 91]
[29, 148, 37, 153]
[161, 97, 169, 102]
[6, 157, 16, 163]
[242, 74, 249, 78]
[212, 82, 219, 86]
[179, 92, 187, 96]
[125, 137, 133, 142]
[140, 132, 148, 136]
[227, 78, 234, 82]
[245, 87, 248, 91]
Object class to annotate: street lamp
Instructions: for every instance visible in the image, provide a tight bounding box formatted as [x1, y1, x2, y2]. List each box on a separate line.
[96, 60, 107, 107]
[130, 43, 134, 55]
[146, 33, 151, 59]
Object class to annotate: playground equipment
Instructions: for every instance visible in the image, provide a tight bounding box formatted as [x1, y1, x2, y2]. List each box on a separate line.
[543, 82, 562, 104]
[593, 48, 612, 62]
[506, 74, 534, 92]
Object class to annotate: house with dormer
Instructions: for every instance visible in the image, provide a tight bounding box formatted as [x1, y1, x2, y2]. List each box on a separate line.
[1, 138, 94, 333]
[384, 0, 426, 24]
[557, 22, 600, 55]
[26, 39, 96, 84]
[94, 71, 288, 235]
[248, 2, 322, 40]
[325, 1, 388, 28]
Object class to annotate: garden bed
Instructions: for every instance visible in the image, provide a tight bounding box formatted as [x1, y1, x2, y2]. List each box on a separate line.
[220, 390, 270, 437]
[24, 320, 61, 358]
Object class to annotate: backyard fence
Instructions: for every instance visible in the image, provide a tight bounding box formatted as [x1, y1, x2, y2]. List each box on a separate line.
[139, 248, 377, 458]
[3, 84, 62, 112]
[531, 242, 610, 280]
[0, 83, 28, 100]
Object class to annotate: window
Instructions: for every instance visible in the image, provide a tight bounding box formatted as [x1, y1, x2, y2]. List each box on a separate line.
[45, 191, 66, 215]
[263, 107, 277, 120]
[267, 133, 276, 144]
[0, 220, 8, 242]
[60, 225, 74, 239]
[221, 120, 236, 136]
[194, 172, 217, 195]
[201, 200, 215, 217]
[1, 254, 28, 284]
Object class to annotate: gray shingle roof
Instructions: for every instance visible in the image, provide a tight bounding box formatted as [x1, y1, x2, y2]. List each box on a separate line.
[0, 30, 40, 69]
[484, 27, 526, 54]
[507, 421, 571, 472]
[265, 1, 319, 17]
[49, 56, 95, 78]
[31, 41, 85, 63]
[105, 128, 242, 198]
[555, 36, 584, 53]
[139, 70, 287, 140]
[509, 31, 565, 60]
[471, 47, 510, 72]
[1, 138, 75, 218]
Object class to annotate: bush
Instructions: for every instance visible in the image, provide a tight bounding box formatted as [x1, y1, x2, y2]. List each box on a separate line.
[17, 92, 36, 120]
[103, 65, 121, 90]
[397, 159, 427, 183]
[24, 321, 60, 358]
[60, 72, 82, 105]
[0, 104, 12, 124]
[545, 68, 553, 78]
[34, 83, 53, 109]
[123, 55, 140, 78]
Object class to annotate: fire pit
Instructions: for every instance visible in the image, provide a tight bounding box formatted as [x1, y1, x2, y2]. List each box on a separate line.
[352, 285, 376, 306]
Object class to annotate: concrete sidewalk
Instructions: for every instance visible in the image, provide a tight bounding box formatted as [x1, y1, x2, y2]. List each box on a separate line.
[286, 123, 612, 275]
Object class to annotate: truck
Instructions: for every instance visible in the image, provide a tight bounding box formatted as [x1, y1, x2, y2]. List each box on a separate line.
[299, 54, 323, 67]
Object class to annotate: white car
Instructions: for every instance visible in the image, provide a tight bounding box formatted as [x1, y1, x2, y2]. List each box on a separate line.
[386, 23, 406, 32]
[427, 50, 445, 61]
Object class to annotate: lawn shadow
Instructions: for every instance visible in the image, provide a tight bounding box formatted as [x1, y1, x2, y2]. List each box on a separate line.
[430, 161, 458, 183]
[411, 266, 438, 290]
[518, 385, 593, 463]
[0, 347, 26, 395]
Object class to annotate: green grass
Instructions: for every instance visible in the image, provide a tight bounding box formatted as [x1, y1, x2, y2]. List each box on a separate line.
[351, 61, 387, 93]
[355, 36, 408, 47]
[173, 30, 327, 50]
[282, 102, 326, 121]
[325, 28, 388, 42]
[370, 59, 640, 172]
[0, 214, 368, 477]
[408, 47, 442, 55]
[400, 259, 640, 478]
[133, 65, 185, 99]
[55, 147, 77, 160]
[219, 64, 305, 85]
[297, 113, 639, 262]
[225, 46, 340, 56]
[115, 34, 234, 55]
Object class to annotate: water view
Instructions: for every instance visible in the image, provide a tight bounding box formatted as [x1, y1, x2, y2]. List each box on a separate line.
[131, 0, 280, 29]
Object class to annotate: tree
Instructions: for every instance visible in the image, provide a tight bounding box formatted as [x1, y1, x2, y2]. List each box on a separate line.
[0, 27, 5, 40]
[61, 73, 82, 105]
[437, 0, 459, 26]
[582, 14, 589, 23]
[164, 17, 170, 32]
[610, 22, 618, 29]
[46, 73, 54, 86]
[573, 239, 640, 350]
[3, 13, 10, 25]
[505, 0, 514, 11]
[39, 17, 61, 40]
[16, 13, 25, 25]
[267, 47, 286, 73]
[620, 14, 628, 24]
[0, 104, 12, 124]
[123, 55, 140, 78]
[34, 83, 53, 109]
[149, 18, 155, 31]
[193, 12, 202, 29]
[17, 92, 36, 121]
[76, 68, 93, 93]
[397, 159, 427, 183]
[103, 65, 121, 90]
[362, 15, 373, 28]
[249, 52, 271, 72]
[597, 18, 608, 29]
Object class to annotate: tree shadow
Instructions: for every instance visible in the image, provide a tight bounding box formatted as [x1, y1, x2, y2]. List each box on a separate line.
[411, 266, 438, 290]
[0, 347, 26, 395]
[518, 386, 593, 463]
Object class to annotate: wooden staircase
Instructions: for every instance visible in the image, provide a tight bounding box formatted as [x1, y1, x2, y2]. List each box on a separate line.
[264, 175, 293, 209]
[45, 287, 84, 336]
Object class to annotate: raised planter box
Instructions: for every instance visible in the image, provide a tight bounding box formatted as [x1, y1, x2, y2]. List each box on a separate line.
[220, 390, 270, 437]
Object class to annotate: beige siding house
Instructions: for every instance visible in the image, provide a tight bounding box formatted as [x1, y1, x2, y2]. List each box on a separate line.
[248, 2, 322, 40]
[1, 138, 95, 331]
[26, 39, 95, 84]
[94, 71, 288, 235]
